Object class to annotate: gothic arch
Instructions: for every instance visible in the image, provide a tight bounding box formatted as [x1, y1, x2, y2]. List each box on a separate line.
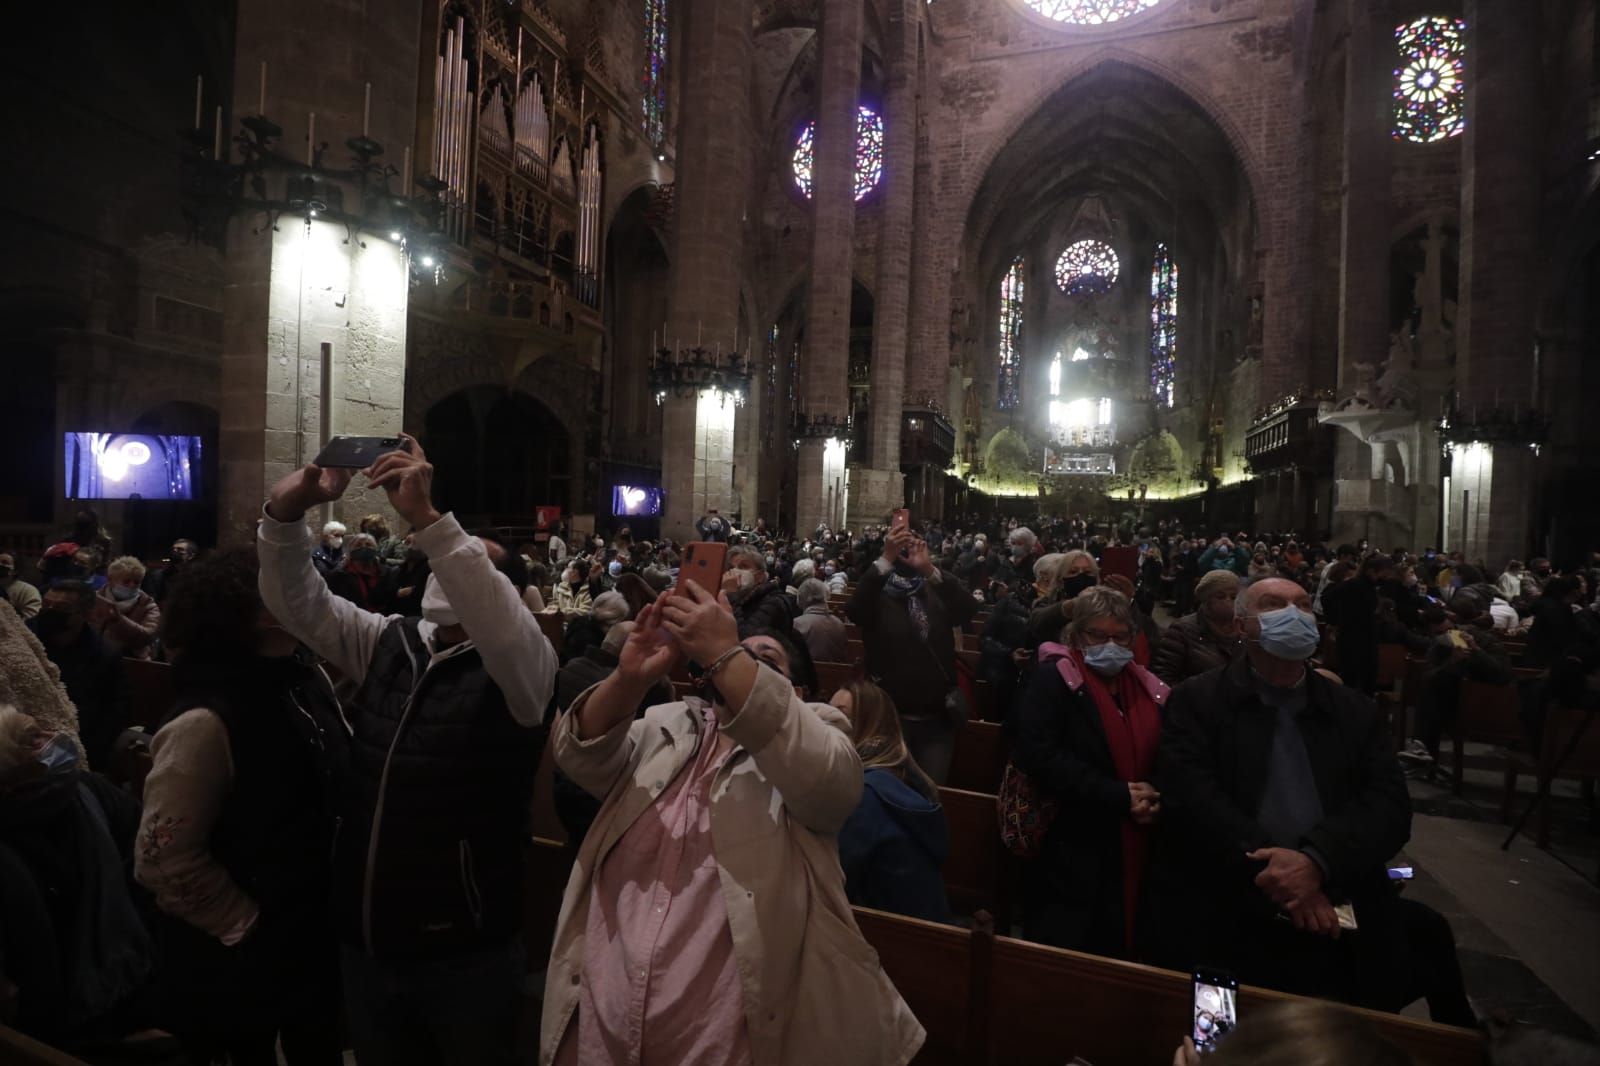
[955, 51, 1269, 245]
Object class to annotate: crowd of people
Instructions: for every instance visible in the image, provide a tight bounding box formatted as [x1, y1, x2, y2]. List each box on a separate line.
[2, 465, 1597, 1065]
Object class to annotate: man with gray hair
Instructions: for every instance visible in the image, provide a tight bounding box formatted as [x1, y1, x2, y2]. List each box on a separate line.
[793, 578, 848, 663]
[1143, 578, 1470, 1025]
[786, 557, 816, 598]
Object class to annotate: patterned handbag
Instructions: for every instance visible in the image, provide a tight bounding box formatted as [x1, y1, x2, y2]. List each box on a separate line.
[997, 759, 1059, 859]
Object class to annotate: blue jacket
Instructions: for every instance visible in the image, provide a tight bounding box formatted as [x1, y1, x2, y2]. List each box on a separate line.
[837, 769, 951, 924]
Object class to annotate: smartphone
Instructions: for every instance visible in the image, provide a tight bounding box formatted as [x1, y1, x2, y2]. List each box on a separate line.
[1447, 630, 1470, 651]
[891, 508, 911, 532]
[1192, 968, 1238, 1054]
[313, 436, 409, 469]
[679, 541, 728, 597]
[1387, 866, 1415, 881]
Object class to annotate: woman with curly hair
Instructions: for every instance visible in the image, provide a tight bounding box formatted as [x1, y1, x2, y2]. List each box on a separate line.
[134, 548, 347, 1066]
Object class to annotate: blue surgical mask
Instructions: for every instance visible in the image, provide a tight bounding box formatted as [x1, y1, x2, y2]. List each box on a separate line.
[111, 585, 139, 602]
[1254, 606, 1321, 661]
[608, 560, 623, 578]
[37, 734, 80, 774]
[1082, 642, 1134, 676]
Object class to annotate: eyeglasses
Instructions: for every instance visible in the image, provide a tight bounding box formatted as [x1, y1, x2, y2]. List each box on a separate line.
[1080, 629, 1134, 648]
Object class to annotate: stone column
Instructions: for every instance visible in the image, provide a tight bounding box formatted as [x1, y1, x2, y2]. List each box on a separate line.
[852, 0, 916, 525]
[1451, 0, 1541, 564]
[796, 0, 865, 536]
[1329, 0, 1394, 547]
[659, 0, 754, 541]
[217, 0, 420, 544]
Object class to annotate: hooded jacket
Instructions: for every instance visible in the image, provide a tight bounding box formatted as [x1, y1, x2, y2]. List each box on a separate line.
[837, 769, 951, 924]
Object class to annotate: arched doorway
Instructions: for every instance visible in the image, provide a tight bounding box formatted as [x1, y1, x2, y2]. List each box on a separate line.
[422, 386, 572, 526]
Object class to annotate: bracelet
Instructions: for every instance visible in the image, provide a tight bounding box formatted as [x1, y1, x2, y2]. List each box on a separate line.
[703, 644, 753, 683]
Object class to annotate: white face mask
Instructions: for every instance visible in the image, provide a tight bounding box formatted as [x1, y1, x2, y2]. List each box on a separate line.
[735, 569, 757, 591]
[421, 573, 459, 627]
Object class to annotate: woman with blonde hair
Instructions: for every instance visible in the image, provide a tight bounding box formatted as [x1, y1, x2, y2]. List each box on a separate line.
[831, 680, 951, 922]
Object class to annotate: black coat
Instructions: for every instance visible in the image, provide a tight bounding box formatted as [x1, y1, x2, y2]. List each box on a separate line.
[1012, 663, 1146, 956]
[847, 565, 978, 718]
[1322, 577, 1381, 691]
[732, 580, 796, 637]
[1141, 657, 1411, 994]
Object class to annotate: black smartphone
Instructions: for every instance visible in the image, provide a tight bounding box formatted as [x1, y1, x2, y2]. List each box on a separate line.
[1192, 967, 1238, 1054]
[313, 436, 409, 469]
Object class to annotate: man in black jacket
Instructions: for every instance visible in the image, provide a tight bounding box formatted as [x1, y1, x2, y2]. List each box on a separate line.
[847, 524, 978, 783]
[1145, 578, 1472, 1025]
[258, 435, 557, 1066]
[1321, 554, 1391, 693]
[31, 581, 130, 770]
[724, 545, 795, 636]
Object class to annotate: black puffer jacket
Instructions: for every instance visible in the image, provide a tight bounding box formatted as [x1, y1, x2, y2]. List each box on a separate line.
[334, 619, 543, 962]
[732, 581, 796, 637]
[1150, 613, 1245, 687]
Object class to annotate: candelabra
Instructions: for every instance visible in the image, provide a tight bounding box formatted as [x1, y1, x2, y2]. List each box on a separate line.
[1437, 405, 1550, 448]
[792, 412, 854, 449]
[648, 343, 752, 406]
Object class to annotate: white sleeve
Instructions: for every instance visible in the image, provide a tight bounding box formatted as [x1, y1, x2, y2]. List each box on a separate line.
[413, 514, 557, 727]
[258, 509, 392, 682]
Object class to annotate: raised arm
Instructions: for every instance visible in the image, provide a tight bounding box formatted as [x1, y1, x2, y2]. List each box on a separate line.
[259, 465, 389, 682]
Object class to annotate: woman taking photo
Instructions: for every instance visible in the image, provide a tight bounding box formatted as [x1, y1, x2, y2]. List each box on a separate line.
[1013, 586, 1170, 957]
[831, 680, 950, 923]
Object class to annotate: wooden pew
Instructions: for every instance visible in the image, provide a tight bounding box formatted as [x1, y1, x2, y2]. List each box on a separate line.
[1451, 677, 1527, 795]
[846, 638, 865, 666]
[947, 720, 1009, 794]
[122, 657, 173, 731]
[534, 611, 566, 659]
[853, 907, 989, 1066]
[937, 787, 1014, 930]
[813, 660, 863, 701]
[982, 932, 1485, 1066]
[973, 679, 1002, 724]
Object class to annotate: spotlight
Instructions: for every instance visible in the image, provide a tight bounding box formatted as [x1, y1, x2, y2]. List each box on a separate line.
[421, 255, 435, 267]
[390, 230, 402, 241]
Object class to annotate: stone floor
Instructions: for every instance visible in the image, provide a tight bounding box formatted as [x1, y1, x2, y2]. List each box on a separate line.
[1399, 750, 1600, 1039]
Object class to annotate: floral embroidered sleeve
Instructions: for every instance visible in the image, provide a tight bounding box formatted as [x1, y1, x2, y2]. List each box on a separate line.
[134, 708, 259, 944]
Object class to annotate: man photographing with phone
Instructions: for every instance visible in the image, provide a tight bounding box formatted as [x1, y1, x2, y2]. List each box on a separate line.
[257, 432, 557, 1066]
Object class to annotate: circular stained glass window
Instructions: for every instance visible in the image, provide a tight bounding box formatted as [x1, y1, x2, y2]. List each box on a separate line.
[793, 106, 884, 202]
[1023, 0, 1163, 26]
[1394, 16, 1467, 144]
[1056, 240, 1120, 295]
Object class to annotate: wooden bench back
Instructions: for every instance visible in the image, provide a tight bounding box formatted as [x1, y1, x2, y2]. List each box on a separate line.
[534, 611, 566, 658]
[1458, 679, 1524, 747]
[947, 721, 1009, 794]
[122, 657, 174, 731]
[853, 907, 986, 1066]
[813, 660, 863, 701]
[937, 787, 1012, 929]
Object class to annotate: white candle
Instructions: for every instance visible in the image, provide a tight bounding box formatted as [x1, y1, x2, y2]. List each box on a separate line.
[258, 62, 267, 116]
[307, 112, 316, 166]
[194, 75, 203, 129]
[363, 82, 371, 138]
[213, 105, 223, 158]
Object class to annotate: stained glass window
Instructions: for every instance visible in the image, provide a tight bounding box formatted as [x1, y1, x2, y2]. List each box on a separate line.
[1024, 0, 1162, 25]
[1393, 16, 1466, 144]
[792, 106, 885, 201]
[1150, 242, 1178, 408]
[1055, 240, 1119, 296]
[643, 0, 669, 150]
[997, 257, 1025, 410]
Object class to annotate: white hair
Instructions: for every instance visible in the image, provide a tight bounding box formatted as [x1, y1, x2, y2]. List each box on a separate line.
[1010, 527, 1037, 548]
[322, 521, 347, 536]
[790, 558, 816, 584]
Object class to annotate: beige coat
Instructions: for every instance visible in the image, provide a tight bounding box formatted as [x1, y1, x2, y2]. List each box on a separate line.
[542, 665, 925, 1066]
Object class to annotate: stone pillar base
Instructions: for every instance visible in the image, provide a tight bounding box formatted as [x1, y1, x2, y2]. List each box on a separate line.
[1444, 442, 1535, 564]
[661, 390, 738, 543]
[847, 466, 904, 530]
[796, 438, 850, 537]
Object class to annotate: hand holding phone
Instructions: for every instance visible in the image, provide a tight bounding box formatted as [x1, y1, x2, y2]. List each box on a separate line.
[679, 542, 728, 597]
[312, 435, 410, 469]
[1192, 968, 1238, 1054]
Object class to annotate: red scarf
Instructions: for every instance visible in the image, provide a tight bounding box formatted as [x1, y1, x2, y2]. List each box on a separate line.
[1073, 647, 1162, 952]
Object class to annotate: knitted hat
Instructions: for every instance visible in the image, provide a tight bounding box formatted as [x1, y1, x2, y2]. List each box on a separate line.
[1195, 569, 1240, 602]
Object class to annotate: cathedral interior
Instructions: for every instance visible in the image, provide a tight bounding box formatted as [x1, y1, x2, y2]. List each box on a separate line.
[1, 0, 1595, 560]
[3, 1, 1600, 1062]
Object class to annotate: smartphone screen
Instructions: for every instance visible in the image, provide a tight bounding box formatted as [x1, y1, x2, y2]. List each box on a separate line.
[1387, 865, 1414, 880]
[679, 541, 728, 596]
[1192, 969, 1238, 1054]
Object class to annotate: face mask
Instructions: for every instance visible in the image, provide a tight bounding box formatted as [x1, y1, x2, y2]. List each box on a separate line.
[823, 565, 837, 578]
[37, 734, 80, 774]
[352, 548, 380, 565]
[111, 585, 139, 602]
[608, 560, 623, 578]
[1082, 642, 1134, 677]
[734, 569, 756, 591]
[1253, 605, 1321, 661]
[1061, 573, 1096, 600]
[765, 554, 775, 567]
[327, 536, 344, 550]
[421, 574, 459, 627]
